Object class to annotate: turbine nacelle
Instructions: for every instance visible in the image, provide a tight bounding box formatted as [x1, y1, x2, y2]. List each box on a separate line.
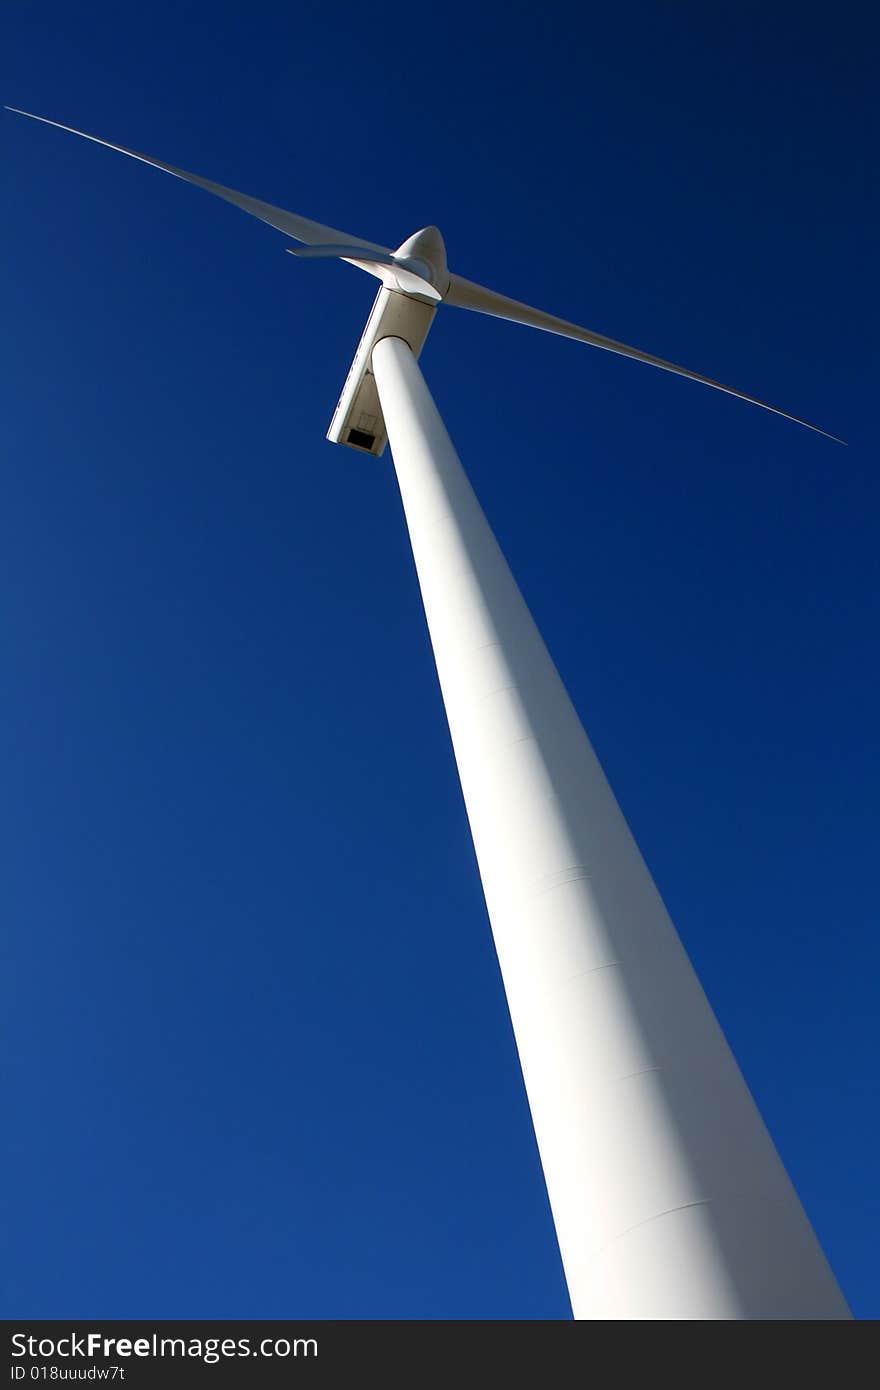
[291, 227, 450, 453]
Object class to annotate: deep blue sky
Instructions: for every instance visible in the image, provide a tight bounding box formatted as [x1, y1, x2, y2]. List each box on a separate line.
[3, 1, 876, 1319]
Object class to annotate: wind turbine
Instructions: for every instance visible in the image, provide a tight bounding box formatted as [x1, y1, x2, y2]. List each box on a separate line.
[6, 107, 850, 1320]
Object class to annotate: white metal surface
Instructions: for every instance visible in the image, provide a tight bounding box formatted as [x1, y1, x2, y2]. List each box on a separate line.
[372, 333, 850, 1320]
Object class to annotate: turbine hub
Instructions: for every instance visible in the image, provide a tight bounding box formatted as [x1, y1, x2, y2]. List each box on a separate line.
[393, 226, 450, 298]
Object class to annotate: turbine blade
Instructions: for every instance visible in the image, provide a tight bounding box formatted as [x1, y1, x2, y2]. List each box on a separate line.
[285, 245, 443, 300]
[4, 106, 391, 254]
[445, 274, 844, 443]
[285, 243, 402, 280]
[287, 244, 397, 264]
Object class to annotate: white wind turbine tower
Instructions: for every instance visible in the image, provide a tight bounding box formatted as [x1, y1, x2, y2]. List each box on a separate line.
[7, 107, 850, 1320]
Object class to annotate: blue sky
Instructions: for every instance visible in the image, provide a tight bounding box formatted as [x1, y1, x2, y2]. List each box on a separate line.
[3, 1, 876, 1319]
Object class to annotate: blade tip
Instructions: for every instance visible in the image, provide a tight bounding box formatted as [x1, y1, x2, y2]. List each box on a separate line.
[812, 424, 847, 445]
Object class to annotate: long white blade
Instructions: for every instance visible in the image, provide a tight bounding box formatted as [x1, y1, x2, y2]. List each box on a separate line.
[287, 243, 398, 264]
[445, 273, 844, 443]
[4, 106, 391, 256]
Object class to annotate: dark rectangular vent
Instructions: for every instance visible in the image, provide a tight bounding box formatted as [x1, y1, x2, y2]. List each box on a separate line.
[347, 428, 376, 451]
